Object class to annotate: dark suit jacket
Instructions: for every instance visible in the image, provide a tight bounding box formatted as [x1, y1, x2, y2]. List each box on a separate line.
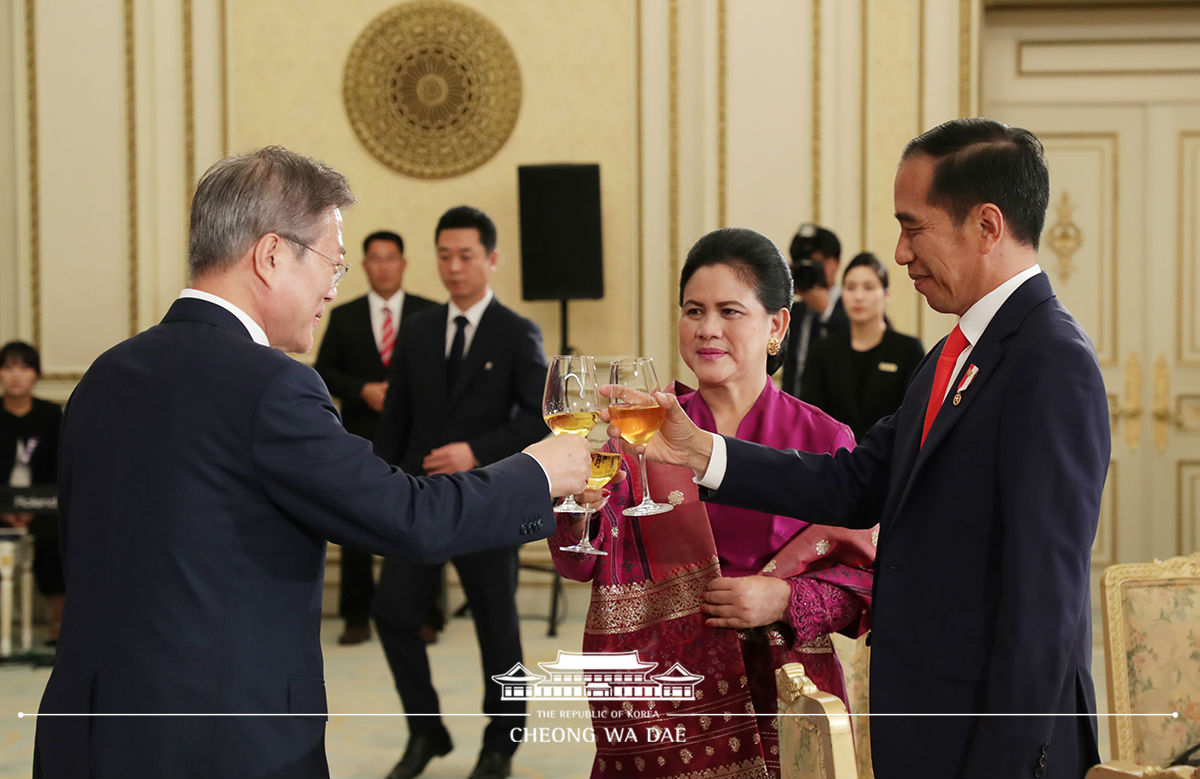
[34, 298, 552, 779]
[781, 298, 848, 397]
[707, 274, 1109, 779]
[375, 297, 548, 476]
[314, 291, 437, 440]
[800, 328, 925, 440]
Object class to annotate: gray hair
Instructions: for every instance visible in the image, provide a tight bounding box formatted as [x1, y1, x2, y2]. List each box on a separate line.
[187, 146, 356, 279]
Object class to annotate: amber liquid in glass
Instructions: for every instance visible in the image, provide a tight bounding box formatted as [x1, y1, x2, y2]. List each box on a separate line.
[609, 404, 666, 446]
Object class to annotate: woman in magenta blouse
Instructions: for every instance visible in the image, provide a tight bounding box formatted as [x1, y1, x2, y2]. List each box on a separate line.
[550, 228, 877, 779]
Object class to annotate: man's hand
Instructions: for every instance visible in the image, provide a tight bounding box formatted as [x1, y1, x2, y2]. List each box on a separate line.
[360, 381, 389, 412]
[599, 386, 713, 475]
[422, 442, 476, 475]
[523, 435, 590, 497]
[702, 576, 790, 629]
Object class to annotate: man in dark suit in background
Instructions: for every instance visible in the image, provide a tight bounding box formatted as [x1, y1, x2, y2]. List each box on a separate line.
[373, 206, 548, 779]
[781, 223, 849, 397]
[33, 148, 588, 779]
[645, 119, 1109, 779]
[315, 230, 437, 645]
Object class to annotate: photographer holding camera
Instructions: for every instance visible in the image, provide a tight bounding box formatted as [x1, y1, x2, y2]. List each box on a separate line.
[781, 224, 848, 397]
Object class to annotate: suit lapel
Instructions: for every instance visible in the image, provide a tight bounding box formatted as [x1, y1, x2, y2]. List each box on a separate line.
[352, 296, 386, 371]
[417, 305, 451, 403]
[891, 273, 1056, 515]
[447, 299, 500, 407]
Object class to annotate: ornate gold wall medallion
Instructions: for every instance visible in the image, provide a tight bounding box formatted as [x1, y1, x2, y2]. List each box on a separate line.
[343, 0, 522, 179]
[1046, 190, 1084, 283]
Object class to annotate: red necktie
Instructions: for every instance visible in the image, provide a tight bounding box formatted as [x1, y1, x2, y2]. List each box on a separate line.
[921, 325, 969, 446]
[379, 307, 395, 367]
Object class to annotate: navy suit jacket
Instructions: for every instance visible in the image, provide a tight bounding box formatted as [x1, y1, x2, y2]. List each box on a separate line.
[34, 298, 552, 778]
[708, 273, 1109, 779]
[374, 297, 548, 476]
[313, 291, 437, 440]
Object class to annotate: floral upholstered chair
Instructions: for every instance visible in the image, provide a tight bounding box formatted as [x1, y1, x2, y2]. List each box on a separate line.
[776, 662, 858, 779]
[832, 632, 874, 778]
[1086, 552, 1200, 778]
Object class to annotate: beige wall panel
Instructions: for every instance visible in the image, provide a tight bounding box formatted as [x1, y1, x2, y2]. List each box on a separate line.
[725, 0, 812, 247]
[984, 7, 1200, 105]
[1093, 460, 1116, 565]
[139, 0, 187, 324]
[1, 1, 17, 339]
[1183, 135, 1200, 364]
[1181, 461, 1200, 554]
[1039, 137, 1117, 366]
[863, 0, 921, 340]
[638, 0, 673, 372]
[36, 0, 130, 374]
[818, 0, 863, 245]
[228, 0, 638, 361]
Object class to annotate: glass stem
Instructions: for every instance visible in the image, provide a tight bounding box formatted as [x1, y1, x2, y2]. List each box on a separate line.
[638, 450, 652, 506]
[578, 508, 594, 549]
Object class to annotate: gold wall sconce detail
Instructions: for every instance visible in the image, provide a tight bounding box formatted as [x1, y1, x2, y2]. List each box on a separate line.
[1152, 354, 1190, 453]
[1045, 191, 1084, 283]
[1110, 353, 1142, 451]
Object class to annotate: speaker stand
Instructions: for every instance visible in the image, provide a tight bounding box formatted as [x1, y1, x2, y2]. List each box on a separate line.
[559, 299, 572, 355]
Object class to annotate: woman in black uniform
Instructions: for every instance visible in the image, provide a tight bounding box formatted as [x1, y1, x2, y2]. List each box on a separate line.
[801, 253, 925, 440]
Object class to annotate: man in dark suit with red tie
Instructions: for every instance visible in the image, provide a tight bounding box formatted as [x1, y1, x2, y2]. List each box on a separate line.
[373, 206, 548, 779]
[645, 119, 1109, 779]
[315, 230, 436, 645]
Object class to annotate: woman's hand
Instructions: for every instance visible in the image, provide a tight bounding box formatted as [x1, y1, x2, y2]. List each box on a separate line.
[702, 575, 790, 629]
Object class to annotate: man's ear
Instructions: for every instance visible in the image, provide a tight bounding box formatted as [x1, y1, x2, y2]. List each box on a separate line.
[976, 203, 1005, 255]
[251, 233, 286, 286]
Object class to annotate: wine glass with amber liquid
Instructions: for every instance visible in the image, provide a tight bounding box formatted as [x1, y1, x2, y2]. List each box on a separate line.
[559, 449, 621, 556]
[608, 357, 672, 516]
[543, 355, 600, 514]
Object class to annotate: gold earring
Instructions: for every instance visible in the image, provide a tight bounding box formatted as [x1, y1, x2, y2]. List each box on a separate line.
[766, 338, 781, 356]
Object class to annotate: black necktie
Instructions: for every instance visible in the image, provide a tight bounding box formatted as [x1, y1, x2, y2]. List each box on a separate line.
[446, 315, 468, 388]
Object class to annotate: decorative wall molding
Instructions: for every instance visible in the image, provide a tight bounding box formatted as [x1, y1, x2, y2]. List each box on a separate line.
[342, 1, 523, 179]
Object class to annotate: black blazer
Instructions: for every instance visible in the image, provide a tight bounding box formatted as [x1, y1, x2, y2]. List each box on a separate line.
[780, 298, 848, 397]
[375, 297, 548, 475]
[314, 291, 437, 440]
[0, 397, 61, 485]
[800, 328, 925, 441]
[34, 297, 552, 778]
[707, 274, 1108, 779]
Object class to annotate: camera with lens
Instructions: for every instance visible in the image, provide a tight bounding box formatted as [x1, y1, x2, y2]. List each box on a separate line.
[792, 259, 827, 293]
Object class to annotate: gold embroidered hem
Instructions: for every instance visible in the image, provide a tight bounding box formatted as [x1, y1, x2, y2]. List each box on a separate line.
[585, 557, 720, 635]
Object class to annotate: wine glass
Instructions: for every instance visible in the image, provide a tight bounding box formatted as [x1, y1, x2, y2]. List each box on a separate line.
[543, 355, 600, 514]
[558, 450, 620, 556]
[608, 357, 673, 516]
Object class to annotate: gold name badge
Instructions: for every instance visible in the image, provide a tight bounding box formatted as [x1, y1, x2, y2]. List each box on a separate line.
[878, 362, 898, 373]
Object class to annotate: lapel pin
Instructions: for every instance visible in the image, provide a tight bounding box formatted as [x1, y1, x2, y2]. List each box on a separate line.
[952, 364, 979, 406]
[484, 361, 493, 371]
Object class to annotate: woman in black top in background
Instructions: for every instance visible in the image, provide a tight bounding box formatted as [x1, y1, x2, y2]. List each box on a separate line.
[800, 253, 925, 440]
[0, 341, 65, 642]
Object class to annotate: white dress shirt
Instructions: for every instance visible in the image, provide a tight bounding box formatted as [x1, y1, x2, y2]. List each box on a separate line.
[445, 289, 493, 358]
[697, 265, 1043, 489]
[179, 289, 269, 347]
[368, 289, 405, 352]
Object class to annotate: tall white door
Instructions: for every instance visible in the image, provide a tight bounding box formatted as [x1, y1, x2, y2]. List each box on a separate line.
[979, 6, 1200, 567]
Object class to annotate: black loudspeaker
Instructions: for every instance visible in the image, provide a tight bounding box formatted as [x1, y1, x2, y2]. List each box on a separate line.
[518, 164, 604, 301]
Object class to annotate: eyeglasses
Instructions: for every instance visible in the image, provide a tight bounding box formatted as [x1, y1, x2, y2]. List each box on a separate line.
[278, 233, 351, 287]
